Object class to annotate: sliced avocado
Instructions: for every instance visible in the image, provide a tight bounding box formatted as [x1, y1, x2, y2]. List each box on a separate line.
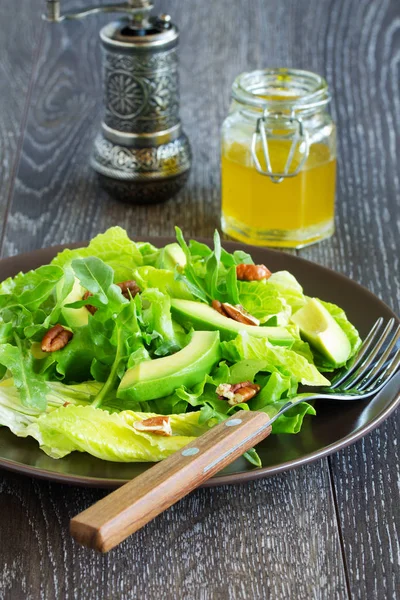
[157, 243, 187, 271]
[57, 277, 89, 329]
[170, 299, 293, 346]
[118, 330, 220, 403]
[290, 298, 351, 365]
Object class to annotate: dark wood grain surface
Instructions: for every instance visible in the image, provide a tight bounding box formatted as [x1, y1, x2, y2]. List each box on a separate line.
[0, 0, 399, 598]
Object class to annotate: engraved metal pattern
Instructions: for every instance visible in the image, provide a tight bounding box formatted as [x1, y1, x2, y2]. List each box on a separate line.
[103, 49, 179, 133]
[91, 133, 191, 180]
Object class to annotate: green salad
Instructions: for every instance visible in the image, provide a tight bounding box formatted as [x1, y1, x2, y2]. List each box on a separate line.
[0, 227, 361, 467]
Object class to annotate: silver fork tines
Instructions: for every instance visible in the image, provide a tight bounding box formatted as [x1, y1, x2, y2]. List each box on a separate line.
[340, 319, 398, 390]
[361, 348, 400, 394]
[329, 317, 400, 397]
[269, 318, 399, 425]
[330, 317, 384, 389]
[357, 325, 400, 391]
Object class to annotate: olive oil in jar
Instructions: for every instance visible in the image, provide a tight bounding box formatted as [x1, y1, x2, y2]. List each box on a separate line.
[222, 139, 336, 247]
[221, 69, 337, 248]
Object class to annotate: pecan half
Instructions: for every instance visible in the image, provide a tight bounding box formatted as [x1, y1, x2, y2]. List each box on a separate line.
[236, 264, 271, 281]
[221, 303, 260, 326]
[41, 324, 73, 352]
[82, 280, 140, 314]
[212, 299, 227, 316]
[133, 416, 172, 437]
[216, 382, 261, 406]
[82, 291, 97, 315]
[211, 300, 259, 326]
[117, 280, 140, 299]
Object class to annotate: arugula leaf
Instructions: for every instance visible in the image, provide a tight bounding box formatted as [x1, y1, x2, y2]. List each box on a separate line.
[72, 257, 122, 306]
[176, 228, 241, 305]
[140, 288, 186, 354]
[175, 227, 209, 302]
[205, 229, 222, 299]
[243, 449, 262, 467]
[53, 326, 98, 382]
[24, 267, 76, 339]
[92, 301, 143, 408]
[0, 265, 63, 309]
[0, 336, 50, 410]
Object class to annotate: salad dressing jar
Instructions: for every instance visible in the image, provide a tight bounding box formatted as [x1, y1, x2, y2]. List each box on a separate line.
[221, 69, 336, 248]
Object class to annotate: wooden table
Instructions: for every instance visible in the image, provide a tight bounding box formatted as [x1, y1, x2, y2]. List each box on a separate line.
[0, 1, 399, 598]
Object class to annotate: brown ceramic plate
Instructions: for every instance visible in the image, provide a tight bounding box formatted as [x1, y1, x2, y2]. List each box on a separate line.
[0, 238, 398, 488]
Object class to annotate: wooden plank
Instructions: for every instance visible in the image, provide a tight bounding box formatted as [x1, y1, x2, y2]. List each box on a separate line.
[5, 0, 399, 597]
[0, 0, 43, 245]
[298, 0, 400, 598]
[0, 465, 347, 599]
[1, 0, 329, 257]
[1, 1, 348, 598]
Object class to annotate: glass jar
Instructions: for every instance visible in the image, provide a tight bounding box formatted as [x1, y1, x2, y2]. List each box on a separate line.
[221, 68, 336, 248]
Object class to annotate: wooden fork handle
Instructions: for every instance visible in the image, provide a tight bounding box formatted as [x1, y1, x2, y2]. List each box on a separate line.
[70, 410, 272, 552]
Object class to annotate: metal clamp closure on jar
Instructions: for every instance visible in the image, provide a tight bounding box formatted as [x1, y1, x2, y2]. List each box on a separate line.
[251, 110, 308, 184]
[251, 94, 331, 184]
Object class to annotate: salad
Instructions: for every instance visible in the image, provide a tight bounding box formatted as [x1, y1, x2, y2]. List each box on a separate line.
[0, 227, 361, 467]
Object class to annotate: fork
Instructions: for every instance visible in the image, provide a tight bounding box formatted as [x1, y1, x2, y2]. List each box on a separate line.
[70, 318, 400, 552]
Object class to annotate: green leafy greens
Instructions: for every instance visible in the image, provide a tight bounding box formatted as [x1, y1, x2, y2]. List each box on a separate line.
[0, 227, 362, 467]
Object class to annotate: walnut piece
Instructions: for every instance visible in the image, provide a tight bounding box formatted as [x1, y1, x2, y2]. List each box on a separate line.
[216, 381, 261, 406]
[236, 263, 271, 281]
[41, 324, 73, 352]
[133, 416, 172, 437]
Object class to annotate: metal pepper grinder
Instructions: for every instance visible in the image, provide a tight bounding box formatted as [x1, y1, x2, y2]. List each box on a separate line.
[44, 0, 191, 204]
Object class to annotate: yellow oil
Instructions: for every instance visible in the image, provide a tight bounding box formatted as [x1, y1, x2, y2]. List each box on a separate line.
[221, 139, 336, 247]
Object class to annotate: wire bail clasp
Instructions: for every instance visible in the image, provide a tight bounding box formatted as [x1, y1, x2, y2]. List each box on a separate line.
[251, 110, 310, 184]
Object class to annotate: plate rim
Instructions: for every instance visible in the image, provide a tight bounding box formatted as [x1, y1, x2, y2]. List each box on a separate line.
[0, 238, 398, 488]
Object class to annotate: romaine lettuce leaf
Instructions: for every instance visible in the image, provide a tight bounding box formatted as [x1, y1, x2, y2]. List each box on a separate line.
[238, 280, 291, 325]
[132, 266, 193, 299]
[0, 380, 212, 461]
[268, 271, 306, 313]
[221, 332, 330, 386]
[52, 227, 144, 281]
[31, 405, 210, 461]
[136, 241, 161, 266]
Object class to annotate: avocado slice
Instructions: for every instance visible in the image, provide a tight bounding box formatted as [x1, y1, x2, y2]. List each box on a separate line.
[57, 277, 89, 329]
[157, 243, 187, 271]
[170, 299, 293, 346]
[290, 298, 351, 365]
[118, 330, 220, 403]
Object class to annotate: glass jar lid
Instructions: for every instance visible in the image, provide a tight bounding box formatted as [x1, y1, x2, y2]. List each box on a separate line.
[232, 68, 331, 116]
